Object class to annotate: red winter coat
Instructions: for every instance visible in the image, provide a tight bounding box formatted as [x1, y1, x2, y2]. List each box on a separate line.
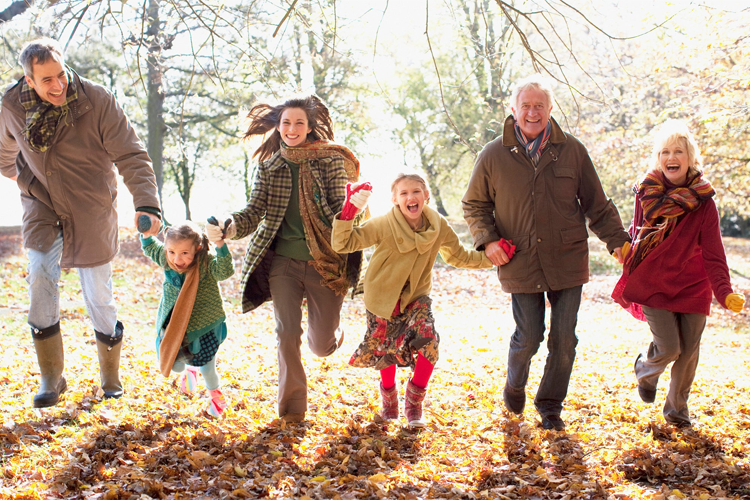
[617, 196, 732, 316]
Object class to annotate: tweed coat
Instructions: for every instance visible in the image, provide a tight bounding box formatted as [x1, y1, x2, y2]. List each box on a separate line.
[141, 236, 235, 349]
[232, 150, 349, 313]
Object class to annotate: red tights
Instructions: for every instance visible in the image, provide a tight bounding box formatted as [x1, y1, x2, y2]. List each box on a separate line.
[380, 353, 434, 390]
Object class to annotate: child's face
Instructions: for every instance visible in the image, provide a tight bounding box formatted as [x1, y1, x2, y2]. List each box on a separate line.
[393, 179, 428, 228]
[277, 107, 312, 147]
[166, 239, 198, 272]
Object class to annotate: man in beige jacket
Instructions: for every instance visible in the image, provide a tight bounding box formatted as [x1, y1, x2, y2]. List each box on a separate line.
[0, 38, 161, 407]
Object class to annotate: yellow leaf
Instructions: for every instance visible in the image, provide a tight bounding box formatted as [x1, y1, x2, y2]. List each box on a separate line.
[234, 466, 247, 477]
[310, 476, 326, 482]
[369, 473, 388, 482]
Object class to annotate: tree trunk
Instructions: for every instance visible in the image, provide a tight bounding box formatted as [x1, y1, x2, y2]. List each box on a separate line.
[146, 0, 165, 205]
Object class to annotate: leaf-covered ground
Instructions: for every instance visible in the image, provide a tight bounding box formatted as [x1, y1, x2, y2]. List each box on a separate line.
[0, 227, 749, 499]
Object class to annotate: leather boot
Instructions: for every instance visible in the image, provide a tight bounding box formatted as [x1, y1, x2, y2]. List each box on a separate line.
[31, 322, 67, 408]
[95, 321, 124, 399]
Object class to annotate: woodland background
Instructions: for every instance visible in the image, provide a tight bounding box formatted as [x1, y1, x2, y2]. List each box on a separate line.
[0, 0, 748, 229]
[0, 0, 749, 499]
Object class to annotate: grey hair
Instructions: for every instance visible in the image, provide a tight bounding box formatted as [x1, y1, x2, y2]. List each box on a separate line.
[510, 74, 554, 112]
[19, 38, 65, 80]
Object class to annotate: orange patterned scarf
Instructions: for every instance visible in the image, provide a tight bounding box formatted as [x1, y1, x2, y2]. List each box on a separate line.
[624, 171, 715, 272]
[280, 140, 362, 295]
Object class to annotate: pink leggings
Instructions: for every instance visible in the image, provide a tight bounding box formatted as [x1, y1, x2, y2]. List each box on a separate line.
[380, 353, 434, 390]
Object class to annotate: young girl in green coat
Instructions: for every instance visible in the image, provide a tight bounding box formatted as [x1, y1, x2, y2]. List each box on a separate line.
[332, 174, 493, 427]
[141, 221, 235, 417]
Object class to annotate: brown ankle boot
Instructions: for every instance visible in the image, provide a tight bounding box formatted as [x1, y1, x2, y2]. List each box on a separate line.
[405, 379, 427, 427]
[379, 383, 398, 420]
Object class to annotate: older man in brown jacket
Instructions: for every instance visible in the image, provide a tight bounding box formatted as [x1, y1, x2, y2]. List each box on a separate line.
[0, 38, 161, 408]
[462, 75, 629, 430]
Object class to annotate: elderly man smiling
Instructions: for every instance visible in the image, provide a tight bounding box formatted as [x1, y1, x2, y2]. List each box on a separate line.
[0, 38, 161, 408]
[462, 74, 629, 430]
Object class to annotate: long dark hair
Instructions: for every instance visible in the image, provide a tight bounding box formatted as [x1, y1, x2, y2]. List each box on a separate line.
[163, 221, 210, 272]
[242, 94, 334, 162]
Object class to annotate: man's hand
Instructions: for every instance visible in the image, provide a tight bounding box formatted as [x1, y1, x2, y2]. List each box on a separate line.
[135, 211, 161, 237]
[485, 240, 510, 266]
[612, 246, 624, 264]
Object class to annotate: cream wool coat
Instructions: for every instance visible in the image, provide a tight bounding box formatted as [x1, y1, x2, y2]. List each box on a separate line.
[332, 205, 492, 320]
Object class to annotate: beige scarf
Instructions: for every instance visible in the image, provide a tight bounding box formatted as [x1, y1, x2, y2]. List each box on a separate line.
[159, 265, 200, 376]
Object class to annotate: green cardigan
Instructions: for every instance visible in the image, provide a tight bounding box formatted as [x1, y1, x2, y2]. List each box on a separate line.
[141, 236, 234, 350]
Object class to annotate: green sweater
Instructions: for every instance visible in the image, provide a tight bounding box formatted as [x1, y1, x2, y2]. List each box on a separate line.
[141, 236, 235, 349]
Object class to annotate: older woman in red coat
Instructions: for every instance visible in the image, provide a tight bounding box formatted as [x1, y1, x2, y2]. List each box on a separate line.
[612, 120, 745, 428]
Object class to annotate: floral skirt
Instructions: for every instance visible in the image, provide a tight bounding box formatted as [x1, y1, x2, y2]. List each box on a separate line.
[349, 295, 439, 370]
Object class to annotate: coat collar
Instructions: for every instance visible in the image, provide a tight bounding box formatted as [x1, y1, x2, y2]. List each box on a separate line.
[501, 115, 566, 148]
[386, 204, 441, 255]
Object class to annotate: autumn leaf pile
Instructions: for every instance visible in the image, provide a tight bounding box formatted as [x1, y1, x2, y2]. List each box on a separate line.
[1, 228, 749, 499]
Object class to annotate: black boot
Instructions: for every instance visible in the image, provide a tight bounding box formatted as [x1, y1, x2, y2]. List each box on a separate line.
[95, 321, 124, 399]
[31, 322, 67, 408]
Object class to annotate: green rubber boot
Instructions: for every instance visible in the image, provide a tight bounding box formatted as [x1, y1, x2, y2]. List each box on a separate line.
[95, 321, 124, 399]
[31, 322, 67, 408]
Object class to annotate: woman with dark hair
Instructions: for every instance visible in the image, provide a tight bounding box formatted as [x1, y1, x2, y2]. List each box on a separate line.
[208, 94, 365, 423]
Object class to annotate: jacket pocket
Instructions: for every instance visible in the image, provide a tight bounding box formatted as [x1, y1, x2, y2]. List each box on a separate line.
[560, 225, 588, 244]
[553, 165, 578, 200]
[498, 234, 531, 281]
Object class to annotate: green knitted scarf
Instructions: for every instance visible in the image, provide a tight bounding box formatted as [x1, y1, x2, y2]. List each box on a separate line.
[20, 68, 78, 153]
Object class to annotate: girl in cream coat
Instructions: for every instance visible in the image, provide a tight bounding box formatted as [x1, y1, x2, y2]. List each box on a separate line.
[332, 173, 492, 427]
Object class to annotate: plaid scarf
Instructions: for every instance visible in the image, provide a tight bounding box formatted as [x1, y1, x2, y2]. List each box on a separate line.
[20, 68, 78, 153]
[280, 139, 363, 295]
[624, 170, 715, 272]
[514, 121, 551, 166]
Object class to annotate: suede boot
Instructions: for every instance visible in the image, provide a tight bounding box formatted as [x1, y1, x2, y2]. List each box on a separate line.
[405, 379, 427, 428]
[95, 321, 124, 399]
[379, 383, 399, 420]
[31, 322, 67, 408]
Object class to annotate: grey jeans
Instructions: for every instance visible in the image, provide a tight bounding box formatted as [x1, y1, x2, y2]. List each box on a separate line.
[636, 306, 706, 425]
[269, 255, 344, 416]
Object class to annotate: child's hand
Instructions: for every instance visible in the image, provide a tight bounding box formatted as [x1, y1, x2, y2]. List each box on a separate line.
[725, 293, 745, 313]
[340, 182, 373, 221]
[499, 238, 515, 260]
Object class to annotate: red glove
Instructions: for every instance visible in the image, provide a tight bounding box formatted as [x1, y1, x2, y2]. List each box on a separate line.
[499, 238, 516, 260]
[340, 182, 373, 221]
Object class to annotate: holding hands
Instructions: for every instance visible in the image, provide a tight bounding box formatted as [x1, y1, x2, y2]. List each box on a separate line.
[206, 215, 235, 247]
[135, 211, 161, 237]
[485, 238, 515, 266]
[340, 182, 373, 221]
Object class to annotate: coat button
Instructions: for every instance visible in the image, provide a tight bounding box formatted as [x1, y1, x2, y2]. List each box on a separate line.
[397, 238, 403, 244]
[46, 171, 52, 176]
[537, 284, 542, 289]
[537, 238, 542, 242]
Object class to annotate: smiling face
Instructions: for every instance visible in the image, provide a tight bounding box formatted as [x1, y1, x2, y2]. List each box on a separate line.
[166, 238, 199, 272]
[658, 138, 690, 186]
[511, 87, 552, 140]
[25, 56, 68, 106]
[393, 178, 429, 230]
[277, 107, 312, 147]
